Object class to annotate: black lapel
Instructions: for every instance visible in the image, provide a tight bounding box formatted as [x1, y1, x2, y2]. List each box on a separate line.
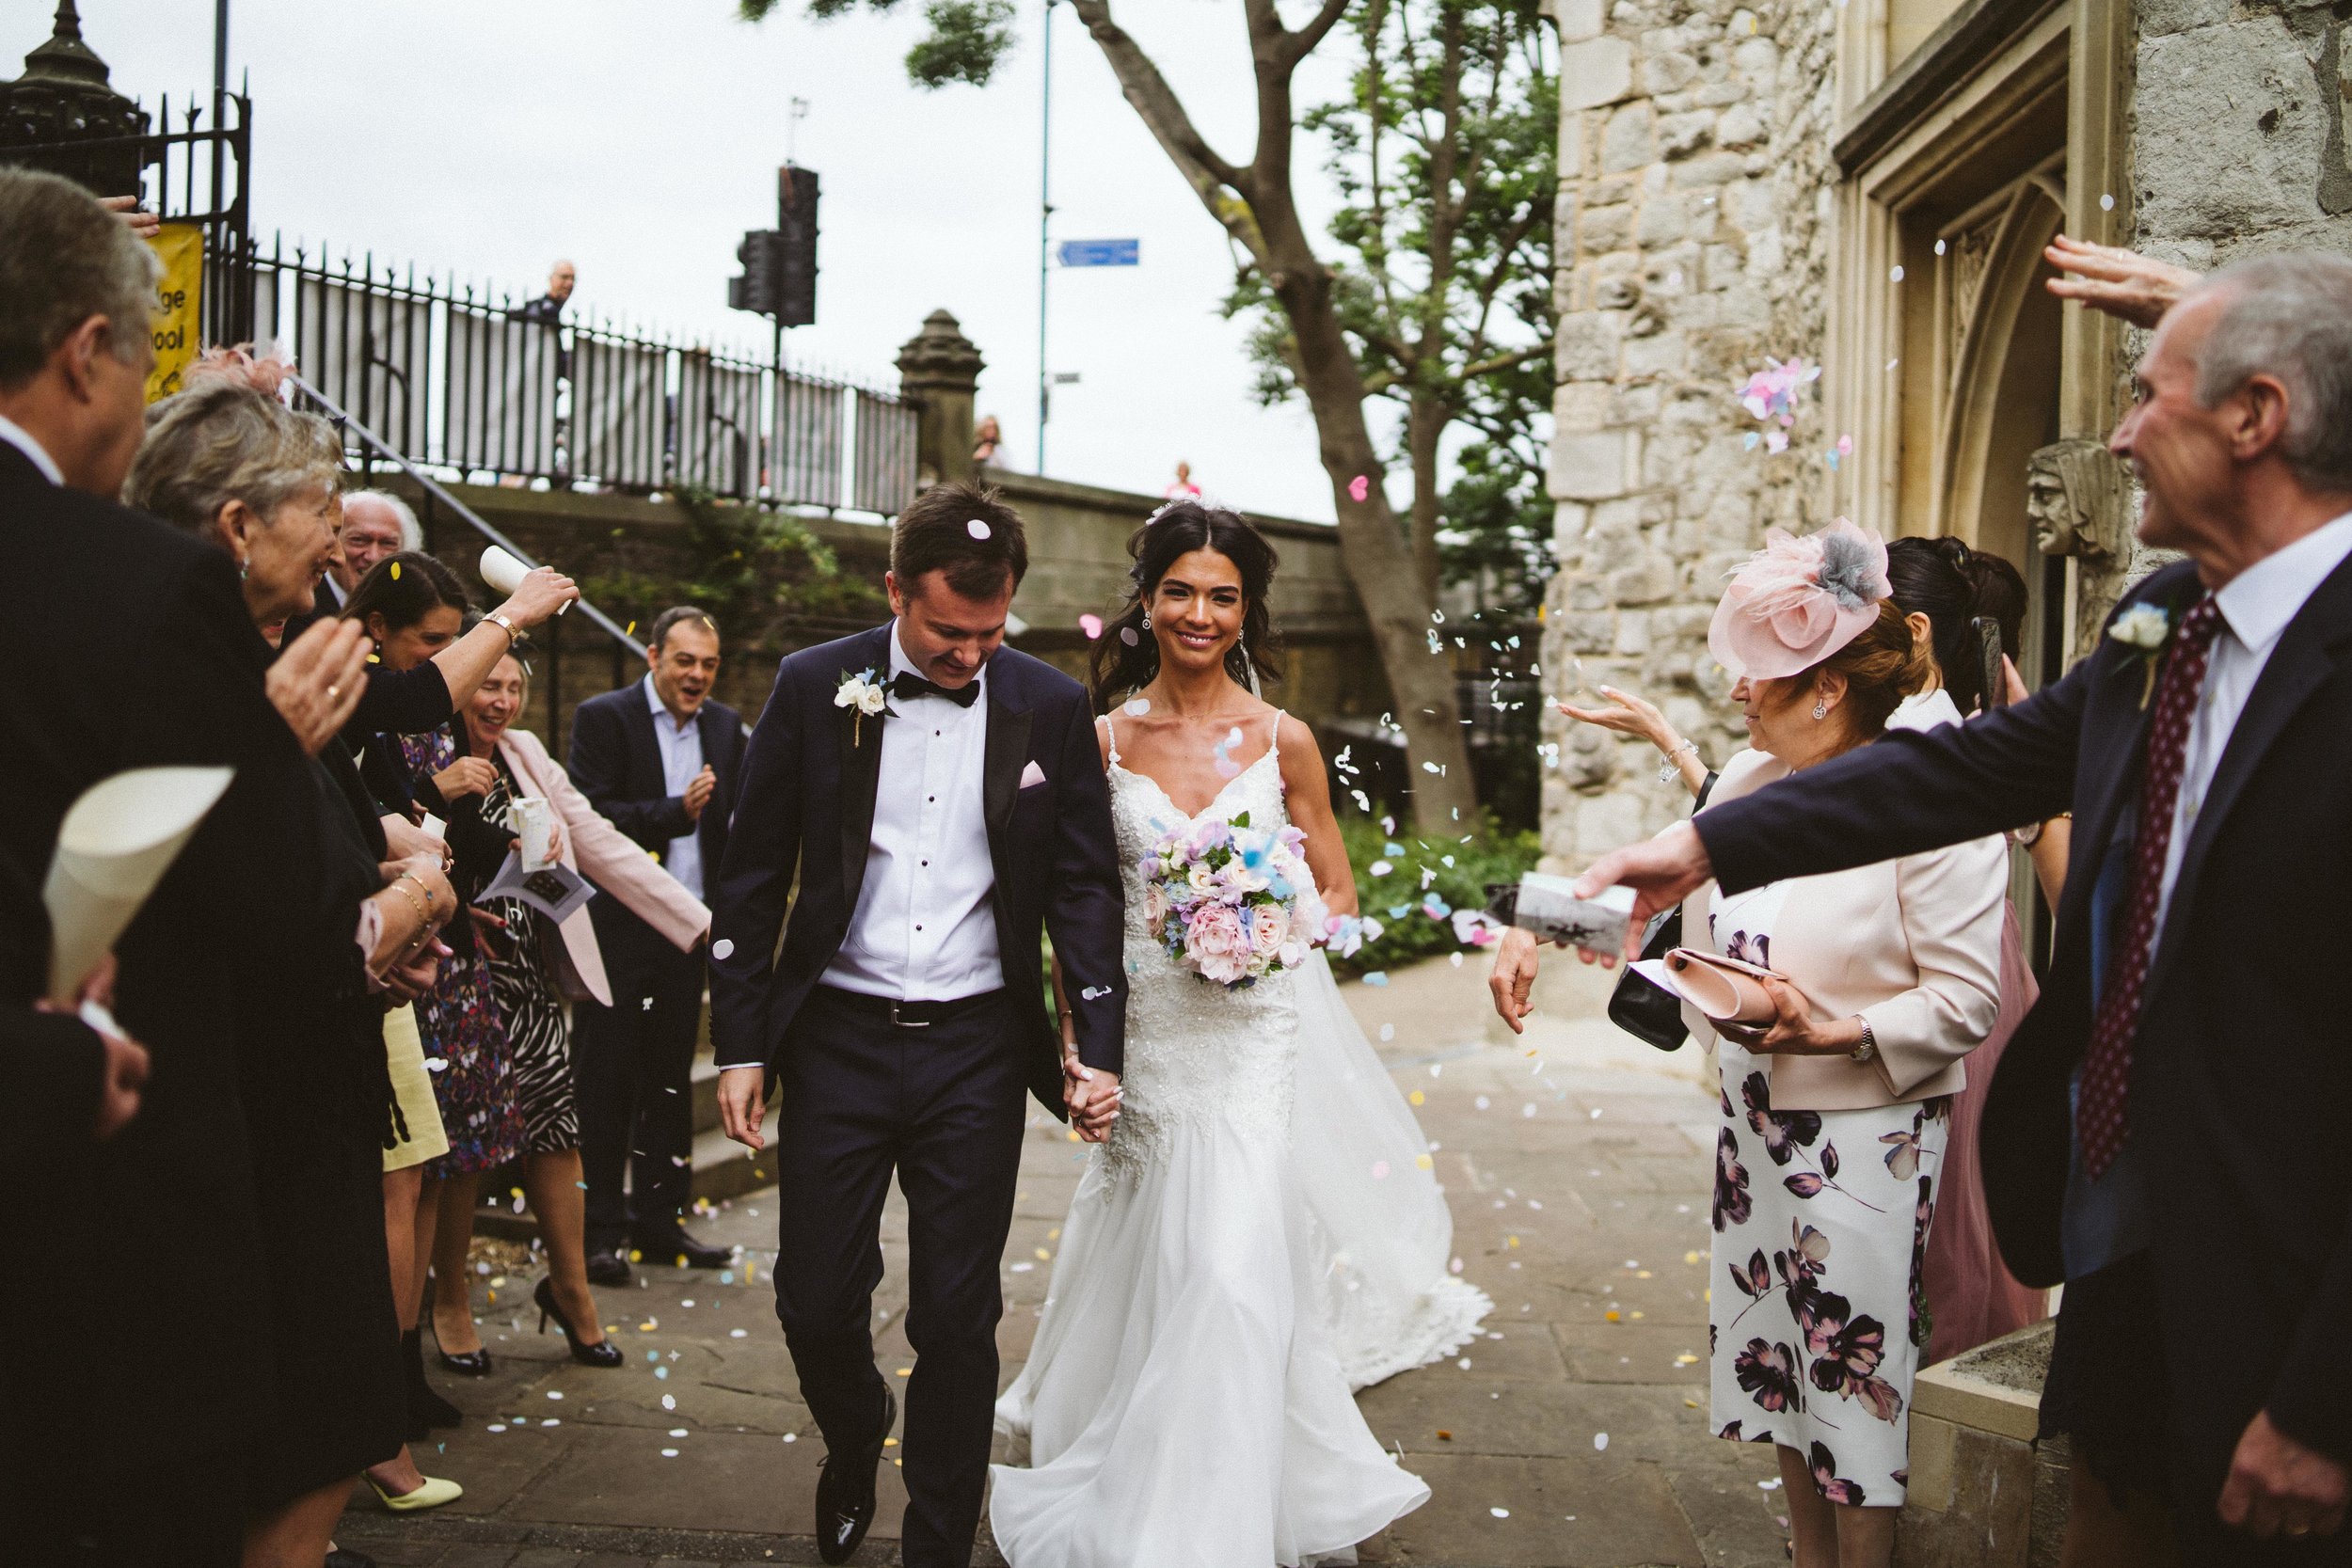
[2150, 549, 2352, 982]
[982, 661, 1033, 847]
[2063, 566, 2205, 908]
[836, 625, 895, 903]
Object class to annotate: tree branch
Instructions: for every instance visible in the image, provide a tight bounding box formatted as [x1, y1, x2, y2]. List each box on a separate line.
[1462, 341, 1553, 379]
[1279, 0, 1358, 64]
[1069, 1, 1266, 264]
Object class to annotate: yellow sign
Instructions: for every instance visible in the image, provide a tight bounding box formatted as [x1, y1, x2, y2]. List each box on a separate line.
[144, 223, 204, 403]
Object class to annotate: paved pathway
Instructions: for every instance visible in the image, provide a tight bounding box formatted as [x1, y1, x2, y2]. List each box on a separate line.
[338, 955, 1791, 1567]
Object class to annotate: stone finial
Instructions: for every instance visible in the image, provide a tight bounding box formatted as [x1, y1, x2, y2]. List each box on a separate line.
[1, 1, 151, 198]
[22, 2, 112, 87]
[2026, 438, 2129, 560]
[897, 309, 985, 488]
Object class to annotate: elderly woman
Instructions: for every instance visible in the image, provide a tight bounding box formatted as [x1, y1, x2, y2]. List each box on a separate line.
[1564, 536, 2054, 1367]
[450, 650, 709, 1364]
[124, 383, 464, 1562]
[1642, 522, 2008, 1568]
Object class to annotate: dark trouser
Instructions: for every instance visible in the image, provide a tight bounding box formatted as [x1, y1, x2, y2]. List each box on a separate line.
[771, 985, 1028, 1568]
[2042, 1251, 2352, 1565]
[575, 938, 706, 1253]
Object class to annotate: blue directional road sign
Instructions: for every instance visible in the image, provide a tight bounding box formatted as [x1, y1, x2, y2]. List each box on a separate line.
[1057, 238, 1140, 268]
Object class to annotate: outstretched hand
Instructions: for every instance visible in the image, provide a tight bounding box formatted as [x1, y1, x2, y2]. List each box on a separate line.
[1571, 820, 1715, 960]
[2043, 235, 2200, 329]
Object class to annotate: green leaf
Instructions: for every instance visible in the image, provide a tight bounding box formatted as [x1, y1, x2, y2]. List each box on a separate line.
[905, 0, 1015, 87]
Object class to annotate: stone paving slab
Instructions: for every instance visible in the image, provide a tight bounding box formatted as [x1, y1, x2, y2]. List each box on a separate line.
[341, 955, 1792, 1567]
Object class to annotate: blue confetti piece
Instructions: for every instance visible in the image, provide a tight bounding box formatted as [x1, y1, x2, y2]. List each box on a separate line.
[1384, 841, 1405, 857]
[1743, 431, 1761, 451]
[1362, 972, 1390, 987]
[655, 1367, 669, 1380]
[719, 1270, 735, 1285]
[1389, 904, 1412, 919]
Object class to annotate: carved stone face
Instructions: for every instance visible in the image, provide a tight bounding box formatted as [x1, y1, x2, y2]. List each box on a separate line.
[2026, 462, 2079, 556]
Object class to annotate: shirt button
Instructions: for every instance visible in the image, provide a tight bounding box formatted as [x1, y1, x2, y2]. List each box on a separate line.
[921, 859, 930, 866]
[929, 795, 936, 802]
[915, 924, 924, 931]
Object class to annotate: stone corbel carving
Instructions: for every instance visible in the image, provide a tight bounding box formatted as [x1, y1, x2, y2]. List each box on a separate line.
[2026, 439, 2131, 561]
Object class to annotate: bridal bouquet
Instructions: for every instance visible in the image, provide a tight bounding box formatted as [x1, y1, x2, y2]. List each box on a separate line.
[1138, 812, 1327, 989]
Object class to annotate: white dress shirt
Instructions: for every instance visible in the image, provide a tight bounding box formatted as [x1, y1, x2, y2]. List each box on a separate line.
[644, 674, 707, 900]
[2153, 510, 2352, 937]
[0, 413, 63, 485]
[820, 623, 1004, 1002]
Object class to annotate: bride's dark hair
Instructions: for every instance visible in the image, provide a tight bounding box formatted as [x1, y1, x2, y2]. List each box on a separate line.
[1089, 500, 1282, 711]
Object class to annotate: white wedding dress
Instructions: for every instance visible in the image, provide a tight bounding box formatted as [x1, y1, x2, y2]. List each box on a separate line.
[989, 714, 1488, 1567]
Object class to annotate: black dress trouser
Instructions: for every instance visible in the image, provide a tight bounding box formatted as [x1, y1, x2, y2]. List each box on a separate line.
[575, 937, 706, 1252]
[771, 985, 1029, 1568]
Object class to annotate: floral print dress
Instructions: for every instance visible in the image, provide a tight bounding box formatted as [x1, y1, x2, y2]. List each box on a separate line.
[1705, 879, 1949, 1508]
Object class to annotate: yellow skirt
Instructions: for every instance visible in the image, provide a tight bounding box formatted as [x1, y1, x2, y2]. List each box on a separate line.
[382, 1003, 451, 1172]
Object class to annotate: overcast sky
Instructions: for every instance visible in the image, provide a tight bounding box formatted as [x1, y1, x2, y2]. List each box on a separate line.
[39, 0, 1366, 520]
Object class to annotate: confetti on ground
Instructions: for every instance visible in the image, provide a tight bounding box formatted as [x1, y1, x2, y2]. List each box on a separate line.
[1594, 1433, 1610, 1450]
[1759, 1478, 1783, 1490]
[1490, 1507, 1511, 1518]
[1362, 972, 1389, 986]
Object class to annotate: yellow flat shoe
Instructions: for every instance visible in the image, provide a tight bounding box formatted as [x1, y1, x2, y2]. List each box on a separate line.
[367, 1473, 463, 1512]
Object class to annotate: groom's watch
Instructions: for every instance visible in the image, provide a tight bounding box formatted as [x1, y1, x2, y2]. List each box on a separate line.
[1850, 1021, 1879, 1065]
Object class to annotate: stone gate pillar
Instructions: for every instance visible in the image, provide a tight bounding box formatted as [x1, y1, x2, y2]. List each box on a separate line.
[896, 309, 983, 491]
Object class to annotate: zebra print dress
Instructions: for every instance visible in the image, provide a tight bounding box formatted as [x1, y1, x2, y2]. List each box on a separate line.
[481, 764, 580, 1155]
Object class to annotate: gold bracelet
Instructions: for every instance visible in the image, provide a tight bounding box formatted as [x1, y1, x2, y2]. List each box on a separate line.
[388, 880, 428, 928]
[396, 869, 437, 911]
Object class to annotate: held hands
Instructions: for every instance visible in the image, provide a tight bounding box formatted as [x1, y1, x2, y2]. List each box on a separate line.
[682, 765, 719, 823]
[717, 1066, 769, 1151]
[265, 618, 372, 756]
[497, 565, 580, 630]
[2043, 235, 2200, 329]
[381, 940, 448, 1005]
[2220, 1412, 2349, 1541]
[434, 755, 498, 801]
[1063, 1052, 1121, 1143]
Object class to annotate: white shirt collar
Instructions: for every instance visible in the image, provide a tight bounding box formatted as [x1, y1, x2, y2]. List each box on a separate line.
[642, 672, 696, 735]
[2213, 510, 2352, 657]
[888, 619, 988, 696]
[0, 413, 64, 486]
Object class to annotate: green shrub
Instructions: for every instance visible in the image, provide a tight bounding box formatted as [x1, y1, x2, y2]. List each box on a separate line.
[1326, 813, 1541, 977]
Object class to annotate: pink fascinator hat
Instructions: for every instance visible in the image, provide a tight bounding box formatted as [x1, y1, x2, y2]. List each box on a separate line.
[1708, 519, 1891, 680]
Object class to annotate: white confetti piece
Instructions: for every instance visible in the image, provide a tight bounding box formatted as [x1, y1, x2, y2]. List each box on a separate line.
[542, 1418, 560, 1426]
[547, 1390, 564, 1400]
[1010, 1260, 1035, 1273]
[783, 1432, 798, 1442]
[1124, 696, 1150, 715]
[2100, 192, 2116, 210]
[1594, 1432, 1610, 1450]
[1490, 1506, 1511, 1518]
[1120, 626, 1139, 647]
[1889, 264, 1905, 282]
[661, 1447, 680, 1457]
[731, 1328, 748, 1338]
[966, 518, 992, 539]
[1759, 1478, 1783, 1490]
[711, 938, 735, 960]
[661, 1393, 675, 1410]
[670, 1427, 690, 1437]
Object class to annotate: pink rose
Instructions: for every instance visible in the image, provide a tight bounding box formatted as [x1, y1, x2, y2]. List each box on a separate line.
[1248, 903, 1289, 957]
[1184, 904, 1252, 985]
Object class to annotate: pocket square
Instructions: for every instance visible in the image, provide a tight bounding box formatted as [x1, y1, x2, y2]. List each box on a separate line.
[1018, 760, 1048, 789]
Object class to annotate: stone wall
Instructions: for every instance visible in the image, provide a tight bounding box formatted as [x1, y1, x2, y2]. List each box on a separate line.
[1540, 0, 1841, 869]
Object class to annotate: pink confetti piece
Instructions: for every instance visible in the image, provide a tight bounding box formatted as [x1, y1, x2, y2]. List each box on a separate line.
[1078, 613, 1104, 640]
[1348, 475, 1370, 502]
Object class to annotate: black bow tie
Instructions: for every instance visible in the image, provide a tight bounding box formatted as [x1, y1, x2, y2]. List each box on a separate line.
[889, 670, 982, 708]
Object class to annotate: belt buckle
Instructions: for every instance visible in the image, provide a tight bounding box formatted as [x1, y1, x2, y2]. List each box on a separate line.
[890, 1001, 931, 1028]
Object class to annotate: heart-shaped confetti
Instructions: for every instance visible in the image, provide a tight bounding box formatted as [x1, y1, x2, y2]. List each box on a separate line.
[1078, 613, 1104, 639]
[1348, 474, 1371, 502]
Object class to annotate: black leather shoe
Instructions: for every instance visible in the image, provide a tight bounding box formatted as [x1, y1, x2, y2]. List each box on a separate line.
[815, 1385, 896, 1565]
[632, 1228, 737, 1270]
[584, 1248, 632, 1287]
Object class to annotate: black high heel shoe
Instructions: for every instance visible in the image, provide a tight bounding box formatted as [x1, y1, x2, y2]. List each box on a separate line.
[435, 1339, 492, 1377]
[536, 1275, 623, 1368]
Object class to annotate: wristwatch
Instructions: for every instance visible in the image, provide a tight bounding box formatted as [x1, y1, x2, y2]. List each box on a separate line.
[485, 610, 519, 640]
[1850, 1021, 1878, 1064]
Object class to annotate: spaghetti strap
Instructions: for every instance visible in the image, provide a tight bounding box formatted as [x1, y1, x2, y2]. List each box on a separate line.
[1266, 709, 1285, 757]
[1102, 713, 1121, 766]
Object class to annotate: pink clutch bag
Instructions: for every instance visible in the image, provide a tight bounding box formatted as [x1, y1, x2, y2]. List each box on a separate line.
[1644, 947, 1781, 1026]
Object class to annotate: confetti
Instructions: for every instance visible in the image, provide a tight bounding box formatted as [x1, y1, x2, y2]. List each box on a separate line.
[731, 1328, 748, 1338]
[486, 1422, 507, 1433]
[1408, 1090, 1425, 1105]
[1759, 1478, 1783, 1491]
[1594, 1433, 1610, 1450]
[670, 1427, 690, 1437]
[1378, 1024, 1395, 1040]
[1124, 696, 1151, 716]
[389, 561, 402, 580]
[1361, 972, 1389, 986]
[1078, 612, 1104, 639]
[711, 938, 735, 960]
[1490, 1507, 1511, 1518]
[1348, 474, 1371, 502]
[1934, 238, 1947, 255]
[1889, 264, 1906, 282]
[661, 1447, 680, 1458]
[1372, 1160, 1391, 1179]
[1437, 1429, 1454, 1440]
[966, 518, 992, 539]
[2100, 192, 2116, 210]
[1120, 626, 1139, 646]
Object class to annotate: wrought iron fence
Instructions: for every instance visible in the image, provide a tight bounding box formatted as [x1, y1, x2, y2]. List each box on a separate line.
[217, 234, 918, 512]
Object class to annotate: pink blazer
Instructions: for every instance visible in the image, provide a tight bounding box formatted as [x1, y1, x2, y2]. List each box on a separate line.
[1680, 743, 2007, 1112]
[494, 727, 710, 1006]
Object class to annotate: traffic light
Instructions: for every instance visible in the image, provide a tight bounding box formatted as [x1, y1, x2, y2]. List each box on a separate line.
[776, 165, 818, 327]
[727, 230, 784, 317]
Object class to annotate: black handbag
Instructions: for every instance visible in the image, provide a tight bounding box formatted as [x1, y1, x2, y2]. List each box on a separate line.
[1603, 770, 1717, 1053]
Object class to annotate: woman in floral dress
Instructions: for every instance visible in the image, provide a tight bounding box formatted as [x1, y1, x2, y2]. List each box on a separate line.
[1670, 523, 2009, 1568]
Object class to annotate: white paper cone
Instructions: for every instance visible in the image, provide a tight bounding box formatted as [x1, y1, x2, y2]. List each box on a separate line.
[43, 765, 233, 1005]
[480, 544, 567, 614]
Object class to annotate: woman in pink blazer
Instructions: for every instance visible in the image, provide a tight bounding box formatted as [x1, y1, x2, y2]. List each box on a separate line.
[450, 652, 709, 1366]
[1675, 525, 2007, 1568]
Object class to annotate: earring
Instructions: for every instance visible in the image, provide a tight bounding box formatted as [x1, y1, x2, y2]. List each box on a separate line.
[1812, 698, 1828, 720]
[1141, 612, 1152, 630]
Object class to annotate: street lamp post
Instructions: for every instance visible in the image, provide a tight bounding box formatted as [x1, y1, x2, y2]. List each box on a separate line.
[1036, 0, 1055, 475]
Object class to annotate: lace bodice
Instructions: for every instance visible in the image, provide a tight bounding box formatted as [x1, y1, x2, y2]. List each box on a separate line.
[1101, 712, 1300, 1174]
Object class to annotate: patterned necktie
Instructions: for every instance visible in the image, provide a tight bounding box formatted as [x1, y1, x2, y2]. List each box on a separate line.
[2078, 594, 2224, 1180]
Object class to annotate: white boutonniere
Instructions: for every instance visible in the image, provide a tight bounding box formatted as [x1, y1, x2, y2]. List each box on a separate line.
[2107, 602, 2173, 709]
[834, 667, 893, 747]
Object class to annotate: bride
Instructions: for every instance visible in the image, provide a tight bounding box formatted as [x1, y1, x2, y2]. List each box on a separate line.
[989, 500, 1489, 1566]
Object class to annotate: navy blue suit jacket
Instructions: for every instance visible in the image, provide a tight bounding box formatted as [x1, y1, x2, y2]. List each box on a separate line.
[707, 624, 1127, 1116]
[567, 681, 743, 979]
[1693, 556, 2352, 1474]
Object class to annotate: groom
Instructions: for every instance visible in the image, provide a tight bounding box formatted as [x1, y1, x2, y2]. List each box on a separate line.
[707, 481, 1128, 1567]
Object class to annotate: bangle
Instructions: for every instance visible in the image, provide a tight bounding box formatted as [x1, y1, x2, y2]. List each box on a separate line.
[1656, 737, 1699, 784]
[396, 869, 437, 911]
[484, 610, 517, 641]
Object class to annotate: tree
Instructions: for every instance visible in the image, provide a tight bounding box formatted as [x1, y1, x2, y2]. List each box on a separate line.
[741, 0, 1503, 832]
[1231, 1, 1556, 608]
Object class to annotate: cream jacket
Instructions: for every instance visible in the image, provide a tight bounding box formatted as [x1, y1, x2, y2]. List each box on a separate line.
[494, 727, 710, 1006]
[1681, 732, 2007, 1112]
